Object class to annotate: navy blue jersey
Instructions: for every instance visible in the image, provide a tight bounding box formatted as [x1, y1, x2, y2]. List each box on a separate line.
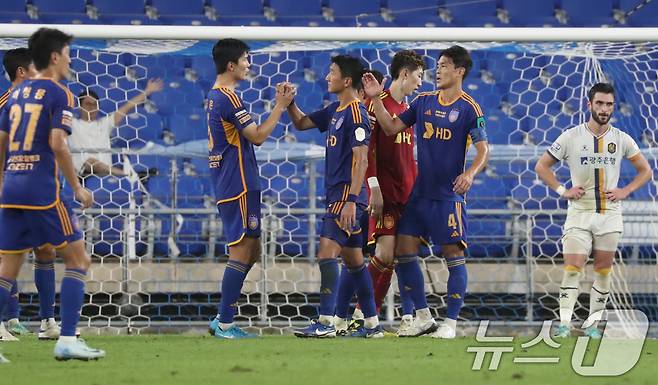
[206, 86, 259, 204]
[310, 100, 371, 209]
[0, 79, 74, 209]
[398, 91, 487, 203]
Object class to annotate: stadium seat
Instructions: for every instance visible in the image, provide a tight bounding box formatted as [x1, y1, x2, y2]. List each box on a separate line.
[150, 0, 208, 25]
[561, 0, 615, 26]
[93, 0, 154, 25]
[386, 0, 444, 27]
[31, 0, 89, 22]
[269, 0, 323, 18]
[621, 0, 658, 26]
[208, 0, 269, 25]
[442, 0, 502, 26]
[0, 0, 30, 23]
[502, 0, 556, 26]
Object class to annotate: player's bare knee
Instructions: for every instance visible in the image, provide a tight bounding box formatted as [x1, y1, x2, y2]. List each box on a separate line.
[441, 243, 465, 259]
[377, 248, 395, 265]
[0, 253, 26, 279]
[395, 236, 420, 257]
[34, 247, 56, 262]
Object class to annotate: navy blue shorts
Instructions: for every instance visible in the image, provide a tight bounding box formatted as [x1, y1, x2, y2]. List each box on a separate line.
[217, 191, 261, 246]
[397, 193, 468, 249]
[0, 199, 83, 253]
[320, 202, 365, 249]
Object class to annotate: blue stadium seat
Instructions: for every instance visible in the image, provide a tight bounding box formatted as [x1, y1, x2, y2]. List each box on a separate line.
[387, 0, 443, 27]
[93, 0, 154, 25]
[442, 0, 501, 26]
[621, 0, 658, 26]
[150, 0, 208, 25]
[562, 0, 615, 26]
[209, 0, 268, 25]
[269, 0, 322, 18]
[0, 0, 29, 23]
[32, 0, 91, 23]
[502, 0, 556, 26]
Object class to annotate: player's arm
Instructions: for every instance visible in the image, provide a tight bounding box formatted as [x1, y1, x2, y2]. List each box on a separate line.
[535, 152, 585, 200]
[365, 111, 383, 220]
[286, 101, 317, 131]
[241, 82, 295, 145]
[361, 73, 407, 136]
[113, 78, 164, 126]
[453, 140, 489, 195]
[49, 129, 92, 209]
[606, 152, 653, 202]
[341, 144, 369, 230]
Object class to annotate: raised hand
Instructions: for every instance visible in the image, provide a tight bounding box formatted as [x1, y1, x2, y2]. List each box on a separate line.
[145, 78, 165, 96]
[361, 72, 384, 98]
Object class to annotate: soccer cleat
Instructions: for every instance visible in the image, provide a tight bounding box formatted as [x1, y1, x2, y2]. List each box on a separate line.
[397, 318, 437, 337]
[584, 326, 602, 339]
[430, 324, 456, 339]
[38, 319, 61, 340]
[54, 339, 105, 361]
[347, 318, 364, 333]
[346, 324, 385, 338]
[293, 320, 336, 338]
[0, 322, 19, 342]
[0, 352, 9, 364]
[6, 320, 31, 336]
[554, 324, 571, 338]
[214, 325, 257, 339]
[396, 316, 414, 336]
[208, 317, 220, 336]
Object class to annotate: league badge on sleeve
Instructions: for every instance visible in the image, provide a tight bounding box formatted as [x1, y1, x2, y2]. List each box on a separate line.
[248, 215, 259, 230]
[355, 126, 366, 142]
[608, 142, 616, 154]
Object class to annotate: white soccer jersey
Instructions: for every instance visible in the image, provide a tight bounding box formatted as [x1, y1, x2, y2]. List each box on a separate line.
[547, 123, 641, 213]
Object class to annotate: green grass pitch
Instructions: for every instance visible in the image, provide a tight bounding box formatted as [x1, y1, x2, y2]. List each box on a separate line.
[1, 335, 655, 385]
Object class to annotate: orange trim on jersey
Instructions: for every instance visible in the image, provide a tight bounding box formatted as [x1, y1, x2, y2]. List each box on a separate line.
[217, 87, 242, 109]
[352, 103, 363, 124]
[228, 233, 247, 247]
[48, 79, 74, 108]
[461, 93, 483, 117]
[56, 201, 73, 235]
[0, 247, 32, 254]
[0, 90, 9, 108]
[217, 191, 246, 205]
[37, 241, 68, 250]
[221, 120, 240, 146]
[336, 99, 359, 112]
[241, 194, 248, 229]
[438, 90, 464, 106]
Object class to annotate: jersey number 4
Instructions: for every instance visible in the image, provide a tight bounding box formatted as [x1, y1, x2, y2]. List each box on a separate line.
[8, 103, 42, 152]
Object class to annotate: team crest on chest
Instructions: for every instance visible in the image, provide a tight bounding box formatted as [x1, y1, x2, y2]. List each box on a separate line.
[608, 142, 617, 154]
[248, 215, 259, 230]
[335, 116, 344, 130]
[448, 109, 460, 123]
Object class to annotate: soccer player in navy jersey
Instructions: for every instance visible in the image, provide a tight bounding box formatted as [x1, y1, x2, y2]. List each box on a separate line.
[287, 55, 383, 338]
[205, 38, 294, 339]
[0, 48, 61, 341]
[0, 28, 104, 360]
[363, 45, 489, 338]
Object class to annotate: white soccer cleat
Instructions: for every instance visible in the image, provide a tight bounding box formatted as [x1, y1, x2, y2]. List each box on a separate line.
[430, 324, 457, 339]
[396, 315, 414, 336]
[0, 322, 19, 342]
[397, 318, 437, 337]
[38, 319, 61, 340]
[54, 339, 105, 361]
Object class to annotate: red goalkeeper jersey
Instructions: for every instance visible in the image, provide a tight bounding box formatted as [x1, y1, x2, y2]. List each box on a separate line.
[365, 89, 417, 205]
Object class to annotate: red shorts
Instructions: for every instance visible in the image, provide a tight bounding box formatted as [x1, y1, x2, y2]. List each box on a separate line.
[367, 201, 404, 245]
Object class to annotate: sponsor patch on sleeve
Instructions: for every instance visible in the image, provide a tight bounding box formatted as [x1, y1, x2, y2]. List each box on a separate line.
[355, 126, 366, 142]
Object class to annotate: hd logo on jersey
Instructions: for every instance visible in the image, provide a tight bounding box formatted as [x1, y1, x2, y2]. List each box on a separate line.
[608, 142, 617, 154]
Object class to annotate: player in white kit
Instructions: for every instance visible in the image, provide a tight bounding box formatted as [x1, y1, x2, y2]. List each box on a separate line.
[535, 83, 653, 338]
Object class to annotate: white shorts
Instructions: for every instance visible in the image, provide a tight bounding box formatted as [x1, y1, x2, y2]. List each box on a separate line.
[562, 209, 623, 255]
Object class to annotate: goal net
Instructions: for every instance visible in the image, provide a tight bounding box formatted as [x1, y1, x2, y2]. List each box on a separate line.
[1, 28, 656, 334]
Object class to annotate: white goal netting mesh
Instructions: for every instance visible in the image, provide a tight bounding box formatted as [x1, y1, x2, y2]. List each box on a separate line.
[0, 38, 656, 334]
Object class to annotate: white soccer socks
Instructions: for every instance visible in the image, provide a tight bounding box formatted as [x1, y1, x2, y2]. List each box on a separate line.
[559, 265, 583, 327]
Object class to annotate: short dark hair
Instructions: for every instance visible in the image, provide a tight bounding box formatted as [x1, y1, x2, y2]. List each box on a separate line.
[439, 45, 472, 79]
[358, 69, 384, 91]
[3, 48, 32, 82]
[28, 27, 73, 71]
[588, 82, 615, 102]
[331, 54, 365, 90]
[212, 38, 249, 75]
[78, 89, 99, 101]
[390, 50, 425, 80]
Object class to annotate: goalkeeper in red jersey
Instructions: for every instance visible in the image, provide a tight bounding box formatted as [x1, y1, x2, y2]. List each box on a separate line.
[346, 51, 425, 335]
